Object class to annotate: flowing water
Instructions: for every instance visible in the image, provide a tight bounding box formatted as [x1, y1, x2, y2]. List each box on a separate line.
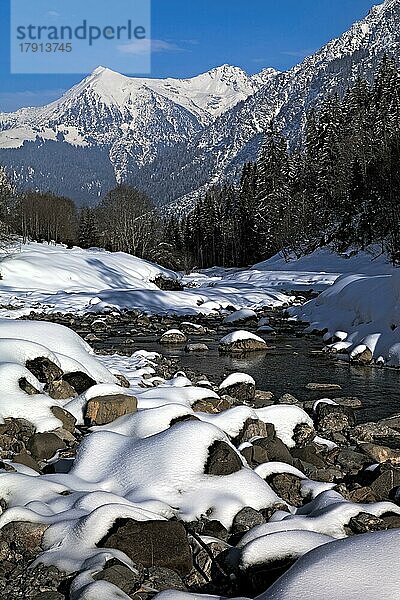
[93, 325, 400, 424]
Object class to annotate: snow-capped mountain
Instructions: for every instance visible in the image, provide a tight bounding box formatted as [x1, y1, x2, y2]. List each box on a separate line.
[0, 0, 399, 204]
[0, 65, 277, 182]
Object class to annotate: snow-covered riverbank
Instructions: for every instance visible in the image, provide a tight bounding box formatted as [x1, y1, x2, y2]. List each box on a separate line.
[0, 243, 291, 317]
[291, 268, 400, 367]
[0, 243, 393, 321]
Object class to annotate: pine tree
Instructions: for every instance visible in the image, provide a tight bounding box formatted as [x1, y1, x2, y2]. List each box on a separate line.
[256, 121, 292, 256]
[78, 208, 99, 249]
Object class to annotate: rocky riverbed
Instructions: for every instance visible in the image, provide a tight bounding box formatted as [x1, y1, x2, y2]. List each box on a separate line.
[2, 308, 400, 599]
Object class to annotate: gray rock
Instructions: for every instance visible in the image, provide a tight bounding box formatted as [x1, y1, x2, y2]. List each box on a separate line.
[335, 447, 370, 472]
[85, 394, 137, 426]
[350, 422, 400, 447]
[187, 518, 228, 541]
[219, 336, 267, 354]
[185, 343, 209, 352]
[99, 519, 193, 576]
[232, 507, 266, 534]
[300, 463, 342, 482]
[0, 563, 68, 600]
[62, 371, 97, 394]
[205, 441, 242, 476]
[19, 377, 40, 395]
[252, 437, 294, 466]
[306, 383, 342, 391]
[25, 357, 63, 385]
[192, 397, 231, 414]
[277, 393, 301, 405]
[359, 443, 400, 466]
[370, 466, 400, 500]
[47, 380, 77, 400]
[159, 330, 188, 345]
[381, 514, 400, 529]
[332, 397, 363, 409]
[347, 512, 387, 534]
[293, 423, 316, 447]
[268, 473, 304, 507]
[13, 449, 41, 473]
[50, 407, 76, 433]
[235, 419, 269, 445]
[0, 521, 48, 557]
[254, 390, 275, 404]
[27, 433, 66, 461]
[379, 414, 400, 432]
[144, 566, 187, 592]
[219, 379, 255, 403]
[350, 347, 373, 365]
[291, 445, 327, 468]
[185, 539, 227, 591]
[93, 561, 144, 595]
[315, 403, 355, 433]
[114, 373, 131, 388]
[181, 323, 206, 335]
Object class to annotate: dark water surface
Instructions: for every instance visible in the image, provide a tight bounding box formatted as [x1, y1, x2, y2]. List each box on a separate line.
[100, 330, 400, 424]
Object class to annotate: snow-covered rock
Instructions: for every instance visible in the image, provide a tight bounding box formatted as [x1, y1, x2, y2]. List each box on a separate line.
[219, 331, 267, 353]
[223, 309, 257, 324]
[0, 319, 117, 431]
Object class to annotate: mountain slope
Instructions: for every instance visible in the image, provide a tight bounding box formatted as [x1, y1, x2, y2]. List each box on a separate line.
[166, 0, 400, 210]
[0, 0, 399, 204]
[0, 65, 277, 195]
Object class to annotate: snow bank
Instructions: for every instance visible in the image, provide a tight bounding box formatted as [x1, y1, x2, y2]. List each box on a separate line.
[214, 246, 393, 293]
[0, 419, 280, 575]
[237, 490, 400, 547]
[0, 243, 291, 317]
[240, 530, 333, 569]
[1, 330, 400, 600]
[260, 529, 400, 600]
[1, 242, 178, 292]
[291, 270, 400, 366]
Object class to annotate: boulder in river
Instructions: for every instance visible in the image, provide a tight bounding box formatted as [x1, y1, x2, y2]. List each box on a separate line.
[349, 345, 373, 365]
[159, 330, 188, 345]
[223, 309, 257, 325]
[181, 322, 206, 335]
[185, 343, 209, 352]
[306, 383, 342, 391]
[219, 331, 267, 354]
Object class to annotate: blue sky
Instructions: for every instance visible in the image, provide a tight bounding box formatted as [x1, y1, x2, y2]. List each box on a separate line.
[0, 0, 379, 112]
